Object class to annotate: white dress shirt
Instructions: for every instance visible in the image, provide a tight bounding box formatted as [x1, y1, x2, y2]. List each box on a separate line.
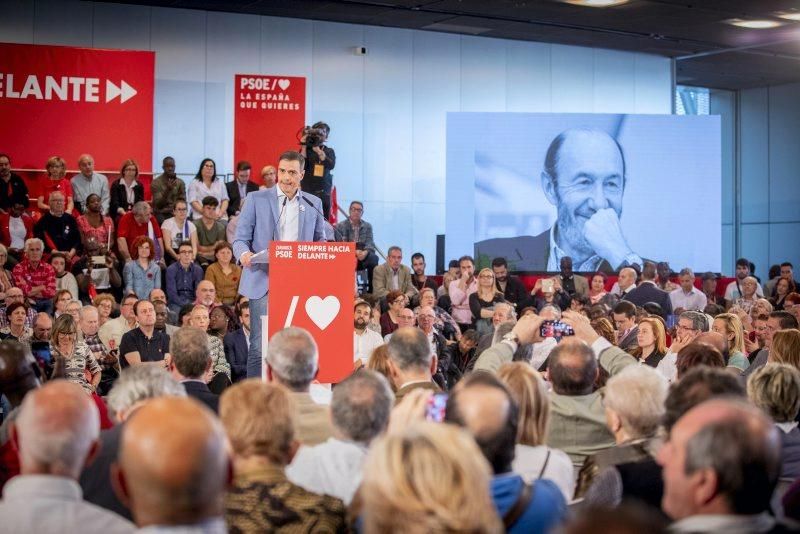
[354, 328, 384, 363]
[286, 437, 368, 505]
[276, 188, 300, 242]
[669, 286, 708, 312]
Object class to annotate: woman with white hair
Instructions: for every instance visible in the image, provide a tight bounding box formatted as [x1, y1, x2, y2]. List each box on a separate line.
[576, 364, 668, 504]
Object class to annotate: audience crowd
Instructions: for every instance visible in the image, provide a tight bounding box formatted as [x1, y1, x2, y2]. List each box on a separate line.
[1, 151, 800, 532]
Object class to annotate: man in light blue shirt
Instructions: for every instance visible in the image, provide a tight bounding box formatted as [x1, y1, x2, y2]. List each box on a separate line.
[72, 153, 110, 214]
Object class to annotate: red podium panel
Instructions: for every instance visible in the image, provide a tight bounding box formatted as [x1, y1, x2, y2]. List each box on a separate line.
[268, 241, 355, 384]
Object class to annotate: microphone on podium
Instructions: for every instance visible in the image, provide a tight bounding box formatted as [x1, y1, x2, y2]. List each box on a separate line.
[301, 193, 342, 242]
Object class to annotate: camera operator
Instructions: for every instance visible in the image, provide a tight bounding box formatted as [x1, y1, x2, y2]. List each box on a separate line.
[299, 121, 336, 220]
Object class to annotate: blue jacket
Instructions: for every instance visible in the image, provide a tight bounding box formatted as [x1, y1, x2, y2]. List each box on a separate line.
[491, 473, 566, 533]
[232, 187, 326, 299]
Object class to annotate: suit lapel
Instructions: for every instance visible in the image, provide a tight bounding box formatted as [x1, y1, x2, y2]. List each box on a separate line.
[297, 192, 306, 240]
[268, 189, 280, 240]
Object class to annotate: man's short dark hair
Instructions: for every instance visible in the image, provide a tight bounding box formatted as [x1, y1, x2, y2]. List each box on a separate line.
[312, 121, 330, 135]
[133, 299, 152, 316]
[461, 329, 480, 344]
[445, 372, 518, 475]
[663, 366, 745, 432]
[386, 328, 431, 372]
[613, 300, 636, 318]
[548, 342, 597, 395]
[411, 252, 425, 263]
[349, 201, 363, 210]
[235, 160, 251, 172]
[170, 327, 211, 379]
[448, 259, 459, 269]
[491, 257, 508, 269]
[178, 304, 195, 325]
[237, 300, 249, 316]
[458, 255, 474, 266]
[736, 257, 750, 268]
[177, 241, 193, 252]
[781, 262, 794, 269]
[201, 196, 219, 208]
[640, 261, 657, 281]
[279, 150, 305, 169]
[770, 310, 799, 330]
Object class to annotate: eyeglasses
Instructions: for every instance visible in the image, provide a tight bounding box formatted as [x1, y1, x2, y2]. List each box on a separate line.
[479, 274, 494, 279]
[175, 207, 188, 212]
[676, 324, 697, 332]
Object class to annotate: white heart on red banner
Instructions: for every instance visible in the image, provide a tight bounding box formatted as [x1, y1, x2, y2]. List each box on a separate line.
[278, 79, 291, 90]
[305, 296, 340, 330]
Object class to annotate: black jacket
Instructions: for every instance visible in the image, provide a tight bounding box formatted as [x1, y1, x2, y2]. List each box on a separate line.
[623, 281, 673, 315]
[0, 173, 29, 211]
[109, 179, 145, 220]
[225, 180, 259, 218]
[182, 380, 219, 413]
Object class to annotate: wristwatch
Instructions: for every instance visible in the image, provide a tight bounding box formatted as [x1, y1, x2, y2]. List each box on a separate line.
[502, 332, 520, 350]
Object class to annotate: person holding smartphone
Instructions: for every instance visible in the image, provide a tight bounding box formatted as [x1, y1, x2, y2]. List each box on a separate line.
[448, 255, 478, 332]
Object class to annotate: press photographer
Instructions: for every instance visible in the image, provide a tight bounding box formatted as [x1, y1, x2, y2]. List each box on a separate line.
[299, 121, 336, 219]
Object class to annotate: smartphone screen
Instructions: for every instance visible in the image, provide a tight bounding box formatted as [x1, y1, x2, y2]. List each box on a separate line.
[542, 279, 554, 293]
[540, 320, 575, 339]
[425, 393, 449, 423]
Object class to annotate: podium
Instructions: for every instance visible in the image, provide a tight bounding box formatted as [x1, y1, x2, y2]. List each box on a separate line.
[265, 241, 355, 384]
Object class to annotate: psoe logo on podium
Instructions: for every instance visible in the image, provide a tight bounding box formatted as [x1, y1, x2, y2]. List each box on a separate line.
[266, 241, 355, 383]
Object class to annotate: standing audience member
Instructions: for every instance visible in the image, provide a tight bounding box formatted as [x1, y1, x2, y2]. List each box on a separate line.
[491, 257, 527, 309]
[109, 159, 144, 224]
[288, 370, 394, 504]
[264, 327, 333, 445]
[165, 241, 204, 314]
[150, 156, 185, 224]
[557, 256, 589, 297]
[449, 255, 478, 332]
[470, 268, 505, 335]
[221, 381, 347, 532]
[611, 267, 638, 298]
[188, 158, 228, 221]
[0, 381, 133, 532]
[38, 156, 74, 214]
[613, 300, 639, 353]
[168, 326, 219, 413]
[49, 314, 101, 393]
[223, 301, 250, 383]
[588, 271, 617, 307]
[114, 397, 228, 531]
[204, 241, 241, 305]
[657, 262, 679, 293]
[13, 238, 56, 314]
[724, 257, 764, 303]
[161, 199, 198, 264]
[71, 154, 110, 214]
[118, 300, 170, 369]
[122, 236, 160, 300]
[623, 261, 673, 315]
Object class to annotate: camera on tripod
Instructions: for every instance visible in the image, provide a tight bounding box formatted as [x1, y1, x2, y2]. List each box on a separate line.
[302, 126, 326, 148]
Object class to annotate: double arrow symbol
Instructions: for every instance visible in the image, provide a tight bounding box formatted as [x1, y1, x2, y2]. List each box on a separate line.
[106, 80, 137, 103]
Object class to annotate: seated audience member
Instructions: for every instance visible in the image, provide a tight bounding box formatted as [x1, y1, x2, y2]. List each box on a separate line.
[656, 310, 708, 382]
[0, 302, 33, 348]
[149, 288, 176, 324]
[114, 397, 228, 531]
[380, 290, 407, 338]
[657, 398, 783, 532]
[122, 236, 161, 300]
[116, 201, 163, 263]
[734, 276, 762, 315]
[225, 161, 258, 218]
[473, 302, 516, 359]
[72, 154, 110, 215]
[188, 305, 230, 393]
[168, 326, 219, 413]
[417, 305, 451, 390]
[0, 245, 17, 288]
[150, 156, 185, 224]
[98, 294, 138, 352]
[153, 301, 178, 338]
[260, 164, 276, 188]
[470, 268, 506, 336]
[178, 304, 194, 327]
[623, 261, 673, 315]
[656, 261, 679, 293]
[0, 287, 37, 330]
[38, 155, 74, 214]
[0, 202, 33, 256]
[51, 253, 78, 300]
[387, 327, 440, 403]
[590, 316, 617, 345]
[80, 365, 186, 520]
[633, 316, 667, 367]
[194, 279, 220, 309]
[750, 298, 775, 325]
[746, 312, 770, 354]
[53, 289, 73, 318]
[415, 287, 460, 340]
[264, 327, 332, 445]
[354, 300, 384, 366]
[771, 277, 796, 311]
[72, 239, 122, 302]
[204, 241, 241, 305]
[366, 344, 395, 391]
[79, 305, 118, 395]
[35, 191, 81, 260]
[488, 257, 525, 309]
[588, 271, 618, 308]
[194, 196, 227, 267]
[223, 301, 250, 383]
[165, 241, 204, 314]
[161, 199, 198, 264]
[724, 257, 764, 303]
[49, 314, 101, 393]
[93, 294, 114, 328]
[109, 159, 144, 224]
[208, 305, 233, 340]
[669, 267, 707, 312]
[13, 238, 56, 314]
[0, 153, 29, 213]
[768, 329, 800, 371]
[497, 362, 575, 501]
[76, 194, 114, 255]
[701, 272, 725, 307]
[748, 363, 800, 481]
[118, 300, 170, 369]
[410, 252, 438, 295]
[445, 372, 567, 532]
[444, 329, 479, 384]
[612, 300, 639, 353]
[220, 381, 347, 532]
[188, 158, 228, 221]
[0, 381, 134, 532]
[372, 246, 419, 303]
[29, 312, 53, 365]
[287, 370, 393, 504]
[675, 342, 726, 380]
[528, 276, 570, 314]
[745, 311, 800, 378]
[570, 294, 589, 314]
[711, 312, 750, 372]
[557, 256, 589, 298]
[577, 365, 668, 503]
[359, 422, 502, 532]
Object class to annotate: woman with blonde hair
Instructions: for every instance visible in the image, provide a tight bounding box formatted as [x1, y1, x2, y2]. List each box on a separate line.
[497, 362, 574, 501]
[470, 268, 505, 336]
[358, 422, 502, 533]
[366, 344, 395, 392]
[38, 156, 74, 214]
[712, 312, 750, 372]
[769, 329, 800, 369]
[92, 293, 115, 327]
[633, 317, 667, 367]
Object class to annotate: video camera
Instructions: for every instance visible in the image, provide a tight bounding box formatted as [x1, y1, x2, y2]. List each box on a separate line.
[302, 125, 326, 148]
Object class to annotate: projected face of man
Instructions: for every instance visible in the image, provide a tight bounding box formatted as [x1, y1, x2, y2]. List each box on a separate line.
[542, 130, 625, 261]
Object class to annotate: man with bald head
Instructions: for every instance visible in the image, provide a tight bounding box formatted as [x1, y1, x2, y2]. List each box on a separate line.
[445, 372, 566, 532]
[658, 398, 783, 532]
[476, 128, 642, 272]
[387, 326, 440, 404]
[0, 381, 133, 531]
[113, 396, 228, 530]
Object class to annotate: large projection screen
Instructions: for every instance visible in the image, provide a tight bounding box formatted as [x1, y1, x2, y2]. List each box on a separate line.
[445, 113, 721, 273]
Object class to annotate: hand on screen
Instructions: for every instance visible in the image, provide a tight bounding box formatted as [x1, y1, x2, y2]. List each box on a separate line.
[584, 208, 633, 268]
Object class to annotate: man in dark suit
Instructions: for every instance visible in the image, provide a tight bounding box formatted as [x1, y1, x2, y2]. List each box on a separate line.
[224, 301, 250, 383]
[387, 327, 440, 404]
[167, 326, 219, 412]
[225, 160, 259, 218]
[475, 128, 643, 273]
[623, 261, 673, 316]
[613, 300, 640, 353]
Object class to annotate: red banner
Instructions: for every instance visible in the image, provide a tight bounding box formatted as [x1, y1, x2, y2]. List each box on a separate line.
[0, 43, 154, 172]
[234, 74, 305, 186]
[267, 241, 355, 384]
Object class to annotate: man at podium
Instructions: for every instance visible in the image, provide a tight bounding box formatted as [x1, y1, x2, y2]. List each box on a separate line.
[233, 150, 327, 378]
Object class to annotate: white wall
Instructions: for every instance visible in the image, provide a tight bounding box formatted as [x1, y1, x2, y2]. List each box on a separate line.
[2, 0, 673, 267]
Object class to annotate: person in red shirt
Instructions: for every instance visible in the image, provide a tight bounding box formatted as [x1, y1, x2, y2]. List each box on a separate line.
[12, 238, 56, 314]
[117, 201, 164, 263]
[38, 156, 74, 215]
[0, 201, 34, 258]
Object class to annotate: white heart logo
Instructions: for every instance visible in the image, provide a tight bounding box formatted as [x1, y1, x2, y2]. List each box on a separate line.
[305, 296, 340, 331]
[278, 79, 291, 90]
